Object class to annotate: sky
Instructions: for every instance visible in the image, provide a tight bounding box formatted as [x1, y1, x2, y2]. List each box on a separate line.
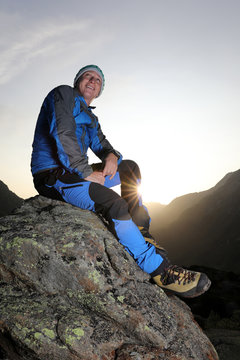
[0, 0, 239, 204]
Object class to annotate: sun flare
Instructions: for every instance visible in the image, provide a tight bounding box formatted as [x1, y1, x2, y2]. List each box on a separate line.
[138, 179, 177, 205]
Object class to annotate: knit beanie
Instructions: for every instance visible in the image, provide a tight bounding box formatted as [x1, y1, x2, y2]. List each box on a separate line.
[73, 65, 105, 97]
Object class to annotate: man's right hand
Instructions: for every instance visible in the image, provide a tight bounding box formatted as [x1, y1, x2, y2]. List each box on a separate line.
[84, 171, 105, 185]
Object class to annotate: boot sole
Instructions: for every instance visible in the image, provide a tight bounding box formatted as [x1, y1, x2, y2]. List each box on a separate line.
[163, 277, 211, 298]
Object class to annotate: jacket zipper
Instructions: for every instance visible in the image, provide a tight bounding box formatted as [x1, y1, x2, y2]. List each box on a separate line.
[81, 125, 86, 153]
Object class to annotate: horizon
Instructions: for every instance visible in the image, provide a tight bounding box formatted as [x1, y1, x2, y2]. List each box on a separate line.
[2, 166, 238, 206]
[1, 0, 240, 204]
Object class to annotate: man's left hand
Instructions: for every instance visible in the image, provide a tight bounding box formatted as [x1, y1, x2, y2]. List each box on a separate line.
[102, 153, 118, 179]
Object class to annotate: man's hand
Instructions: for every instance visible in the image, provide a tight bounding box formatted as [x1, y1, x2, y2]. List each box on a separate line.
[102, 153, 118, 180]
[84, 171, 105, 185]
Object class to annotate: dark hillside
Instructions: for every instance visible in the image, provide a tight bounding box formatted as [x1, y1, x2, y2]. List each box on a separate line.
[0, 180, 23, 217]
[149, 170, 240, 274]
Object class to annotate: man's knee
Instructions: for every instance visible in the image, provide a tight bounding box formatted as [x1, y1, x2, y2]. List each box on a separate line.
[119, 159, 140, 172]
[118, 159, 141, 181]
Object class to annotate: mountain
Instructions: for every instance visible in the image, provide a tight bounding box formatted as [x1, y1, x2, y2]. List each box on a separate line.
[148, 169, 240, 274]
[0, 180, 23, 217]
[144, 201, 166, 220]
[0, 196, 218, 360]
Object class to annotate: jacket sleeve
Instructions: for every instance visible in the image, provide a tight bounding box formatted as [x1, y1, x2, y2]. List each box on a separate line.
[50, 86, 93, 178]
[90, 121, 122, 165]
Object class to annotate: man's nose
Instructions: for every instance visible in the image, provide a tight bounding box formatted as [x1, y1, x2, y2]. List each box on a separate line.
[90, 76, 96, 83]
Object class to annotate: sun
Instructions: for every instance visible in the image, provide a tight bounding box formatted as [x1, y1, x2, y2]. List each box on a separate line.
[138, 179, 176, 205]
[110, 173, 178, 205]
[137, 182, 143, 198]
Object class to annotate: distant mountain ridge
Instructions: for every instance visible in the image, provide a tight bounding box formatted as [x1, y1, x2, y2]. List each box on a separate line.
[147, 169, 240, 274]
[0, 180, 23, 217]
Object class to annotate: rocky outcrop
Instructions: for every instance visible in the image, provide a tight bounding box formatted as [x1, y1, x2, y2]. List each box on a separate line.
[0, 196, 218, 360]
[0, 180, 23, 217]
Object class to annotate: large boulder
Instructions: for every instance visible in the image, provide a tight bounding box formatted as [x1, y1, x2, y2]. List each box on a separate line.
[0, 196, 218, 360]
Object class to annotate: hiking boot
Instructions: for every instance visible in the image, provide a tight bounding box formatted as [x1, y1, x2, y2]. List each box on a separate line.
[152, 265, 211, 298]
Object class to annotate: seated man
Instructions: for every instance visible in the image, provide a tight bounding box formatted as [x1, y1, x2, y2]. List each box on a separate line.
[31, 64, 211, 298]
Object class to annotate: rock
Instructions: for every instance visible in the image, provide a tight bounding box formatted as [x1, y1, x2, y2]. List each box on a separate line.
[0, 196, 219, 360]
[0, 180, 23, 217]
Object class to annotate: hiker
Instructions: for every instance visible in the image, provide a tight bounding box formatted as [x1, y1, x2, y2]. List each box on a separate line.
[31, 65, 211, 298]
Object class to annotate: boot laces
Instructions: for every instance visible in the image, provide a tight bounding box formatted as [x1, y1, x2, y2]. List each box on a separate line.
[161, 265, 196, 286]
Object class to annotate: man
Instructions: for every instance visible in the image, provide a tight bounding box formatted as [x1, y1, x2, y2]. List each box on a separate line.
[31, 64, 211, 298]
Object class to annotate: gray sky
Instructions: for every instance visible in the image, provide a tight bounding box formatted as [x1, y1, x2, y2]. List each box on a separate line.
[0, 0, 239, 203]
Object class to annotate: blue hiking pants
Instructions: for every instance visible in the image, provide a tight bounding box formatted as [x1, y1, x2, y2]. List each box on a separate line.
[33, 160, 163, 274]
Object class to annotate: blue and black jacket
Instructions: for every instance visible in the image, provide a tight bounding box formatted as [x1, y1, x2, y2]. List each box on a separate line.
[31, 85, 122, 178]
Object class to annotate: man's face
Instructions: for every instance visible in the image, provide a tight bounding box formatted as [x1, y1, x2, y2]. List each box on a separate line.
[78, 70, 102, 105]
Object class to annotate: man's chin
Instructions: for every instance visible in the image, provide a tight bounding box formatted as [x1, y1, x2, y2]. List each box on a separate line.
[83, 95, 96, 105]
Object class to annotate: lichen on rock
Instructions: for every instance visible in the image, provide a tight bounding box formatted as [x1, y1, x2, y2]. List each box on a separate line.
[0, 196, 219, 359]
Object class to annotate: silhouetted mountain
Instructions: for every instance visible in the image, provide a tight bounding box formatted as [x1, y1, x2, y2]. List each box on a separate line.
[148, 169, 240, 274]
[144, 201, 166, 218]
[0, 180, 23, 217]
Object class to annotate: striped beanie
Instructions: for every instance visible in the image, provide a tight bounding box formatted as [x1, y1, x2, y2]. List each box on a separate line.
[73, 65, 105, 97]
